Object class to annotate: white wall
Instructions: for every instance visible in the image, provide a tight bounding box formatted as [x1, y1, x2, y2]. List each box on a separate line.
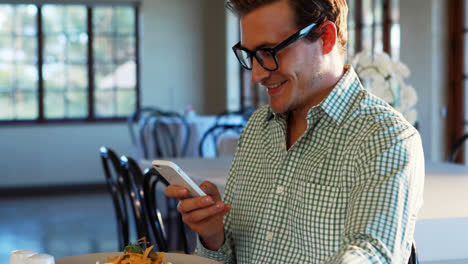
[0, 0, 227, 187]
[400, 0, 448, 162]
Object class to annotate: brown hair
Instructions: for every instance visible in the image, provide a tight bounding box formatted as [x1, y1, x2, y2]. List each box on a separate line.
[226, 0, 348, 53]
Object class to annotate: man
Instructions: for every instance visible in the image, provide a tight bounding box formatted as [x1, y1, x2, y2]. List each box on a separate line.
[166, 0, 424, 263]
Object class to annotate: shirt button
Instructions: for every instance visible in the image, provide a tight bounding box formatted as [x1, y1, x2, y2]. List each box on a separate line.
[281, 142, 286, 149]
[276, 185, 284, 195]
[266, 232, 274, 241]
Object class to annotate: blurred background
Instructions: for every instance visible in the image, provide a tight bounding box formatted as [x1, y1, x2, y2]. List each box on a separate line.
[0, 0, 467, 263]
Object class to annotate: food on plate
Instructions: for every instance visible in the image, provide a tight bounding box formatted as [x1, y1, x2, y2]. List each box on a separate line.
[102, 238, 170, 264]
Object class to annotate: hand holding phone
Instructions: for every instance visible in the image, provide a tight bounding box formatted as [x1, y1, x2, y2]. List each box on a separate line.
[152, 160, 207, 198]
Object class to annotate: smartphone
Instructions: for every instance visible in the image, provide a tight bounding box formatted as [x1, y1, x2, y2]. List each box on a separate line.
[152, 160, 207, 198]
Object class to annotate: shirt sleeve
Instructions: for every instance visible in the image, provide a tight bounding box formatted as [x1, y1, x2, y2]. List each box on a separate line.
[194, 130, 244, 263]
[324, 123, 425, 264]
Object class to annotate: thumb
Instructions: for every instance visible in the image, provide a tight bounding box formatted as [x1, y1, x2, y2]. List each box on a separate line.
[199, 181, 222, 201]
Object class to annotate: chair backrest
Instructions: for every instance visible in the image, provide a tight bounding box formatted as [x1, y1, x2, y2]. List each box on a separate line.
[99, 146, 129, 251]
[129, 107, 190, 159]
[199, 123, 244, 157]
[120, 155, 154, 245]
[148, 111, 190, 158]
[143, 168, 190, 253]
[448, 133, 468, 162]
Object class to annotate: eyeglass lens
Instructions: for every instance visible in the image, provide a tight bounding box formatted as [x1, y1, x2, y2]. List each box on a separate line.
[235, 49, 277, 70]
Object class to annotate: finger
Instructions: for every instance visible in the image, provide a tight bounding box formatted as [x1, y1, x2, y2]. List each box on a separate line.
[178, 195, 214, 214]
[183, 201, 226, 223]
[190, 204, 231, 231]
[199, 181, 221, 201]
[165, 185, 188, 199]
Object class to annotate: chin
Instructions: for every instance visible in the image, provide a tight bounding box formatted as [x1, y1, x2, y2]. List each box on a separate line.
[269, 100, 289, 114]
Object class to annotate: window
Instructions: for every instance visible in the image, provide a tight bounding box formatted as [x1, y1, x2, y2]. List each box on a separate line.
[236, 0, 401, 109]
[0, 3, 140, 123]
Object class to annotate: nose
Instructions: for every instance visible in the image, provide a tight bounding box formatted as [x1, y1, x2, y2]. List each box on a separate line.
[251, 58, 270, 84]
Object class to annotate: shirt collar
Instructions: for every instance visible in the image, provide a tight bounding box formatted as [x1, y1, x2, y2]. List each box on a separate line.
[265, 65, 361, 126]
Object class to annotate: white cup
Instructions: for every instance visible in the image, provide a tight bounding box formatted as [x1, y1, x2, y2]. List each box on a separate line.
[25, 254, 54, 264]
[10, 250, 38, 264]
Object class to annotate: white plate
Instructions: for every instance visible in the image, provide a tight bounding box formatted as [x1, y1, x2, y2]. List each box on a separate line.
[55, 252, 221, 264]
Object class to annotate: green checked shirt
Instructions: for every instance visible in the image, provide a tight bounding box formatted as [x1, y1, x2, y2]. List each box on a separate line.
[196, 66, 424, 264]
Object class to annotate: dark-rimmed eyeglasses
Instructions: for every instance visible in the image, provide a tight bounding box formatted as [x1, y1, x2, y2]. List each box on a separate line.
[232, 22, 318, 71]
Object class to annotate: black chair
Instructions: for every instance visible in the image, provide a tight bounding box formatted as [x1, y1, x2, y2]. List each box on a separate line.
[143, 168, 191, 253]
[129, 107, 191, 159]
[120, 155, 155, 247]
[147, 111, 190, 158]
[199, 123, 244, 157]
[448, 133, 468, 162]
[99, 146, 130, 251]
[408, 243, 418, 264]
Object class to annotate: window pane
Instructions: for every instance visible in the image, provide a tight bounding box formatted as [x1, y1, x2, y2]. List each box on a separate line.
[115, 37, 135, 62]
[374, 0, 383, 24]
[66, 91, 87, 118]
[94, 36, 114, 63]
[362, 0, 374, 26]
[15, 91, 37, 119]
[43, 6, 65, 34]
[14, 5, 37, 36]
[66, 6, 86, 33]
[93, 6, 137, 118]
[0, 5, 14, 34]
[95, 90, 115, 117]
[45, 92, 65, 118]
[0, 36, 14, 62]
[68, 64, 87, 90]
[44, 63, 66, 90]
[0, 4, 38, 121]
[116, 90, 135, 116]
[0, 92, 13, 119]
[347, 0, 355, 24]
[115, 7, 135, 34]
[362, 26, 373, 51]
[16, 64, 37, 91]
[44, 35, 67, 62]
[391, 23, 400, 59]
[392, 0, 400, 21]
[67, 34, 88, 63]
[374, 25, 383, 54]
[0, 63, 13, 89]
[93, 7, 114, 34]
[95, 64, 115, 90]
[347, 27, 356, 59]
[15, 36, 37, 63]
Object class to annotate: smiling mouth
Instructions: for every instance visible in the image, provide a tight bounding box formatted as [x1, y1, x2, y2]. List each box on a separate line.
[265, 80, 287, 90]
[264, 80, 287, 95]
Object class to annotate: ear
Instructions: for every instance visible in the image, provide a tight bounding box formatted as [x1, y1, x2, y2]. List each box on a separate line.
[319, 21, 337, 55]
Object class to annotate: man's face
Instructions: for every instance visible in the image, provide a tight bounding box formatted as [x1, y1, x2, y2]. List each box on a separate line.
[240, 0, 327, 114]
